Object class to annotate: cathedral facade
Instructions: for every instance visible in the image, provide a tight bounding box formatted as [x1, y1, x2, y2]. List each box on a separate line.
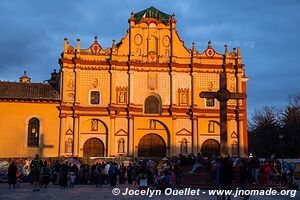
[0, 7, 248, 159]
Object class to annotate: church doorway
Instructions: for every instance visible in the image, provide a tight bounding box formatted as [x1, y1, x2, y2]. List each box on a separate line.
[201, 139, 220, 157]
[138, 133, 166, 157]
[83, 138, 104, 157]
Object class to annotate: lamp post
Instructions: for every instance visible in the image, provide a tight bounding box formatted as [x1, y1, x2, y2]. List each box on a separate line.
[278, 133, 284, 172]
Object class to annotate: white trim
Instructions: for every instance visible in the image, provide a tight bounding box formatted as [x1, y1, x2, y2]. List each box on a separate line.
[25, 115, 43, 149]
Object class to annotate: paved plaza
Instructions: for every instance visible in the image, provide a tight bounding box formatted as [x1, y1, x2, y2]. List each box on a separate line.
[0, 183, 299, 200]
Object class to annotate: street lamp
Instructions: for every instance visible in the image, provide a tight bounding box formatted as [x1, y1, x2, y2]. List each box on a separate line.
[278, 133, 284, 172]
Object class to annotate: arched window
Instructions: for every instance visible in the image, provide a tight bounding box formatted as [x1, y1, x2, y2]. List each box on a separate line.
[180, 138, 188, 155]
[145, 95, 161, 114]
[118, 139, 125, 154]
[27, 118, 40, 147]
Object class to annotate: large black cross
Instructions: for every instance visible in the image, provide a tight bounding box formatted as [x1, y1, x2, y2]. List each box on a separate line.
[200, 72, 247, 155]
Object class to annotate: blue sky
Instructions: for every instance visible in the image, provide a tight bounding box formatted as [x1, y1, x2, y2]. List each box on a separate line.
[0, 0, 299, 115]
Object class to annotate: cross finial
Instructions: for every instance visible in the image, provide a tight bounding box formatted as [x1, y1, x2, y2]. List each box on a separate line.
[192, 42, 196, 54]
[170, 13, 176, 24]
[208, 40, 212, 47]
[94, 35, 98, 42]
[19, 70, 31, 83]
[224, 44, 229, 56]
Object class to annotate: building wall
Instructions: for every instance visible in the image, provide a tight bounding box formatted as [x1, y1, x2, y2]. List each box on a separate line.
[0, 102, 60, 158]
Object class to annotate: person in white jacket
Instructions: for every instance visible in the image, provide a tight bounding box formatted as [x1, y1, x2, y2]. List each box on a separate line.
[104, 163, 110, 184]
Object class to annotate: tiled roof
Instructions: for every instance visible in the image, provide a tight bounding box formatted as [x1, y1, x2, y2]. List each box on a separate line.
[134, 7, 171, 25]
[0, 82, 60, 101]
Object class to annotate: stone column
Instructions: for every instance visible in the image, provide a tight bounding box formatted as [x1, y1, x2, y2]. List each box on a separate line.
[59, 116, 66, 157]
[73, 115, 79, 157]
[238, 120, 245, 156]
[109, 117, 116, 157]
[171, 117, 177, 156]
[74, 68, 80, 104]
[110, 70, 116, 105]
[128, 116, 134, 157]
[192, 116, 198, 154]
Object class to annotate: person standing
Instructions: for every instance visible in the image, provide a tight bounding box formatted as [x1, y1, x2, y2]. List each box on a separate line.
[138, 164, 148, 190]
[60, 162, 69, 187]
[250, 155, 261, 185]
[104, 162, 110, 184]
[30, 154, 43, 191]
[95, 164, 104, 187]
[53, 160, 61, 185]
[221, 156, 233, 200]
[127, 163, 133, 184]
[204, 156, 212, 184]
[8, 161, 17, 189]
[240, 158, 252, 200]
[212, 157, 222, 190]
[108, 162, 117, 186]
[67, 172, 76, 188]
[41, 161, 50, 188]
[173, 162, 182, 188]
[119, 163, 126, 184]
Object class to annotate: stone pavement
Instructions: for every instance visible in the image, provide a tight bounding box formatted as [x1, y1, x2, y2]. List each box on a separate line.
[0, 183, 298, 200]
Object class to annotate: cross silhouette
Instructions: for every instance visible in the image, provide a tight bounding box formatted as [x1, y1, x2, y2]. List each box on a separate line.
[38, 134, 54, 158]
[200, 71, 247, 155]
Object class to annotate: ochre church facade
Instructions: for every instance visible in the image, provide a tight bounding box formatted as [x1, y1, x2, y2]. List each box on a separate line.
[0, 7, 248, 159]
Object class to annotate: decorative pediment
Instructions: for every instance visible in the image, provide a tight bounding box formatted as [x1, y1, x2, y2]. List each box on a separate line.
[231, 131, 237, 138]
[195, 41, 223, 59]
[204, 41, 215, 57]
[115, 129, 128, 136]
[65, 128, 73, 135]
[176, 128, 191, 136]
[90, 43, 102, 54]
[80, 36, 110, 55]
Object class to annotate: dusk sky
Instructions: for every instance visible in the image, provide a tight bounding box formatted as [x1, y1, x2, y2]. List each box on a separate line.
[0, 0, 299, 116]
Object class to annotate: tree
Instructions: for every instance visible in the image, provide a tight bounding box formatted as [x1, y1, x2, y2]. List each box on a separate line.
[281, 94, 300, 158]
[249, 106, 281, 158]
[249, 94, 300, 158]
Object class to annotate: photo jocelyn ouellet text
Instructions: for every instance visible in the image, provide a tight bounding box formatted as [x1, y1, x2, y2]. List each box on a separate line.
[112, 187, 297, 198]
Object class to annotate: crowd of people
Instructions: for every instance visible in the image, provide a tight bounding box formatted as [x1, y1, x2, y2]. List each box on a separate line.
[6, 153, 298, 196]
[7, 154, 182, 192]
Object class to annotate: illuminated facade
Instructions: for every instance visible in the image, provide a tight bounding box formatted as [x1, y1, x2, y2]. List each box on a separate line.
[0, 7, 248, 158]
